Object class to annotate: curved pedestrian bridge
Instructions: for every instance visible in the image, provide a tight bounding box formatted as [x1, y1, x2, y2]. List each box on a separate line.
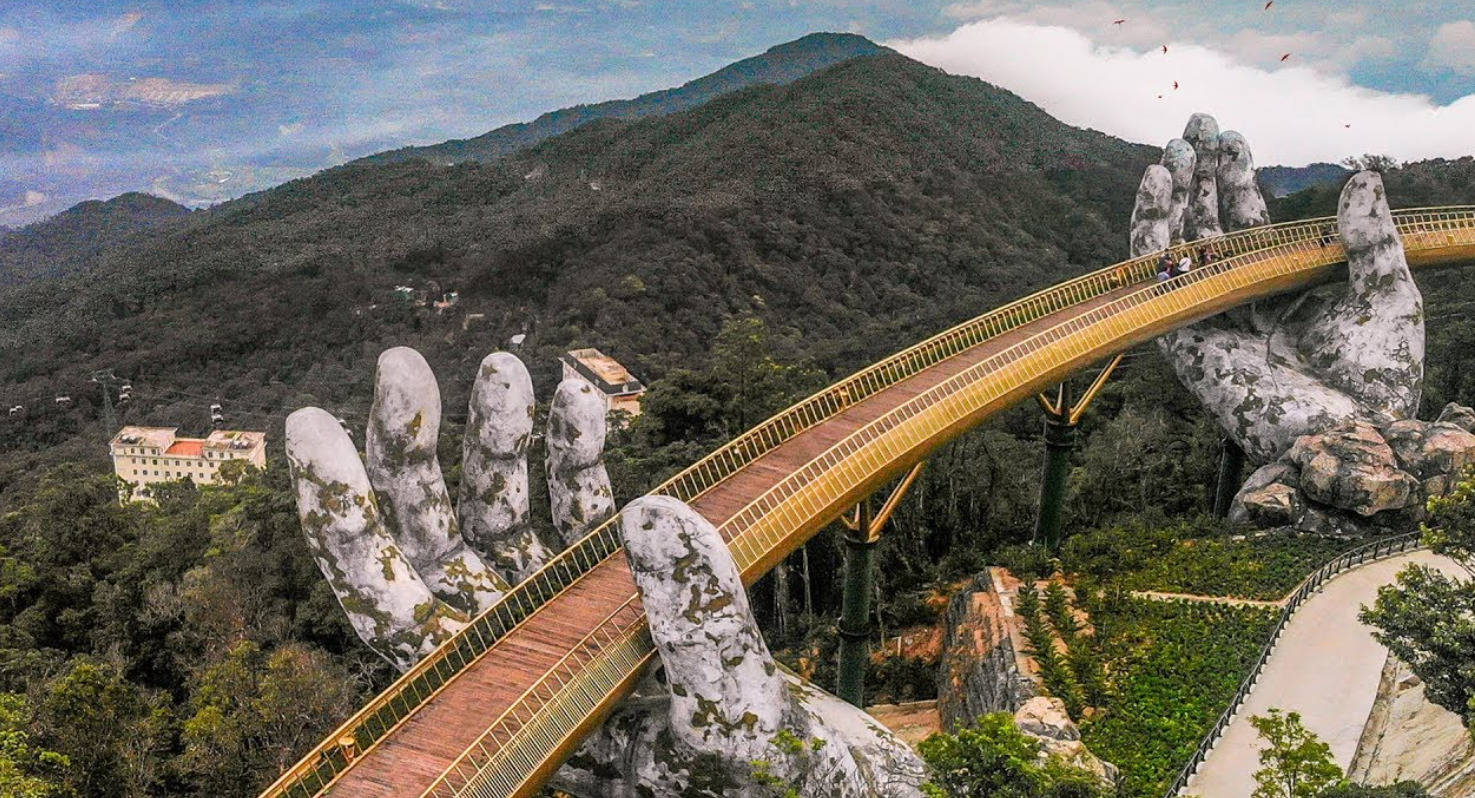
[258, 208, 1475, 798]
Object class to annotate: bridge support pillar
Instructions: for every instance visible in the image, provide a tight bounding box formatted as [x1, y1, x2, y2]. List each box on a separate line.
[1214, 437, 1246, 518]
[836, 462, 925, 708]
[837, 502, 875, 708]
[1033, 388, 1076, 552]
[1032, 353, 1124, 551]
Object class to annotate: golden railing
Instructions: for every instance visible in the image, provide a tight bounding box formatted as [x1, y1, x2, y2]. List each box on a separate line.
[258, 206, 1475, 798]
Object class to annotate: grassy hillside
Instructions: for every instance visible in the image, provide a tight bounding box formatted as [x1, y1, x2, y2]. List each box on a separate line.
[0, 52, 1158, 496]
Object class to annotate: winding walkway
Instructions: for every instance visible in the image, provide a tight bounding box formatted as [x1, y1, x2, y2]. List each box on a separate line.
[1186, 551, 1462, 798]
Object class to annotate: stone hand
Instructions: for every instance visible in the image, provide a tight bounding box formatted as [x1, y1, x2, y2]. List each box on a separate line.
[285, 347, 613, 670]
[286, 347, 927, 797]
[1130, 112, 1424, 462]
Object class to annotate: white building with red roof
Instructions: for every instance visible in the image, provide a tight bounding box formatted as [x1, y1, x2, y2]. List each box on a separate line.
[110, 425, 266, 501]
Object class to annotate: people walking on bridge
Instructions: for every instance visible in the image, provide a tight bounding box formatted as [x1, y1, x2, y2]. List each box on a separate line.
[1158, 250, 1175, 282]
[1176, 252, 1194, 277]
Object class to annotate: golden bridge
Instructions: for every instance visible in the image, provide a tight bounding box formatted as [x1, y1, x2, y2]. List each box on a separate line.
[259, 208, 1475, 798]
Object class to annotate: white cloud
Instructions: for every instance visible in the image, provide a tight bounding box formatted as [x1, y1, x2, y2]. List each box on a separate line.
[1423, 21, 1475, 76]
[889, 19, 1475, 165]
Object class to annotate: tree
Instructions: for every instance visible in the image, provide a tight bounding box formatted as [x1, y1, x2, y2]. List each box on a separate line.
[33, 660, 170, 798]
[0, 693, 73, 798]
[1362, 468, 1475, 725]
[1339, 154, 1401, 173]
[180, 640, 357, 797]
[1249, 709, 1342, 798]
[1317, 782, 1431, 798]
[918, 713, 1110, 798]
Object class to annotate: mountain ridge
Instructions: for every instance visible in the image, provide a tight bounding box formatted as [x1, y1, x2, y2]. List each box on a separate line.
[0, 192, 191, 286]
[358, 32, 889, 167]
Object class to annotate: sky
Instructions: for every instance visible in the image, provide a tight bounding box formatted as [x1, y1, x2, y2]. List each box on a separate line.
[3, 1, 1475, 227]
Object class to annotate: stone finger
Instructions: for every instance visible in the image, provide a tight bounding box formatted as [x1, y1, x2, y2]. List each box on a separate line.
[1217, 131, 1270, 232]
[367, 347, 508, 615]
[286, 407, 466, 671]
[620, 495, 789, 756]
[1182, 112, 1224, 240]
[1295, 171, 1424, 418]
[1129, 164, 1173, 259]
[546, 379, 615, 547]
[1160, 138, 1196, 244]
[460, 352, 554, 584]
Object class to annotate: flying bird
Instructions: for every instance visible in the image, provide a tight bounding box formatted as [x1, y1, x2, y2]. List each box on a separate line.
[1264, 1, 1274, 9]
[1280, 52, 1291, 61]
[1344, 123, 1352, 128]
[1173, 80, 1180, 89]
[1162, 44, 1169, 54]
[1113, 18, 1127, 25]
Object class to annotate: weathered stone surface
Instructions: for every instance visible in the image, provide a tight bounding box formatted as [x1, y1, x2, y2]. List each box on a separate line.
[1232, 462, 1301, 528]
[286, 407, 467, 671]
[1217, 131, 1270, 231]
[1014, 697, 1119, 785]
[459, 352, 553, 584]
[1287, 423, 1419, 516]
[553, 495, 928, 798]
[546, 379, 616, 546]
[938, 569, 1037, 730]
[1351, 655, 1475, 796]
[1384, 418, 1475, 485]
[365, 348, 509, 615]
[1161, 138, 1196, 244]
[1130, 164, 1173, 258]
[1015, 696, 1079, 742]
[1182, 113, 1223, 241]
[1227, 418, 1475, 535]
[1437, 402, 1475, 432]
[1295, 172, 1425, 420]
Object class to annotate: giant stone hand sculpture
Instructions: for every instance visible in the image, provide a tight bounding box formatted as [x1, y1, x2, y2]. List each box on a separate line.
[1133, 114, 1475, 534]
[286, 347, 927, 798]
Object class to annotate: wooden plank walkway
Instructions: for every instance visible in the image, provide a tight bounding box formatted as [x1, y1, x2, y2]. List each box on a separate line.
[323, 286, 1139, 797]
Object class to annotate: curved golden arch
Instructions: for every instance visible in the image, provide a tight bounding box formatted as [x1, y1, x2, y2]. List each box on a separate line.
[259, 206, 1475, 798]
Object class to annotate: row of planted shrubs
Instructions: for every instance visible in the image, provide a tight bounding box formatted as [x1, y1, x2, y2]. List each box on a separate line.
[1011, 578, 1279, 798]
[1000, 515, 1359, 601]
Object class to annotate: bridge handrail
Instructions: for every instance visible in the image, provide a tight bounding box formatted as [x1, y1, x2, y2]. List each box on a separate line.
[1160, 531, 1426, 798]
[257, 205, 1475, 798]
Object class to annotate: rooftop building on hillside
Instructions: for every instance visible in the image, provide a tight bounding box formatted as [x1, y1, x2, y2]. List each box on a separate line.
[110, 426, 266, 501]
[559, 348, 646, 417]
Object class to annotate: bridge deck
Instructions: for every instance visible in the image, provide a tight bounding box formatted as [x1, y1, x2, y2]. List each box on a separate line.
[324, 285, 1138, 797]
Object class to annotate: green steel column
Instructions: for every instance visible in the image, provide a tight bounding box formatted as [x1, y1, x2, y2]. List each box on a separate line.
[837, 504, 875, 707]
[1033, 386, 1077, 551]
[1214, 436, 1247, 518]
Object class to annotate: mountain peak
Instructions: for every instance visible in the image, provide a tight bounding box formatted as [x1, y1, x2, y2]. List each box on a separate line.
[358, 32, 887, 168]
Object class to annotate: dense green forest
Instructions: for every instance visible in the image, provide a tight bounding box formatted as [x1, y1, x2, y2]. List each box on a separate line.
[4, 40, 1475, 798]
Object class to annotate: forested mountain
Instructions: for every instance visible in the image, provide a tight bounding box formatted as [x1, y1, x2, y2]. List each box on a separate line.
[359, 32, 887, 167]
[1258, 162, 1352, 197]
[0, 50, 1158, 496]
[0, 193, 191, 286]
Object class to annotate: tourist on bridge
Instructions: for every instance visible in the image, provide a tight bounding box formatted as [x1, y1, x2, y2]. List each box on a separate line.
[1158, 250, 1175, 282]
[1176, 252, 1194, 277]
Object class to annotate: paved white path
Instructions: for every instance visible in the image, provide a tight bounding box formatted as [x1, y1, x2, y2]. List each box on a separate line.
[1187, 551, 1462, 798]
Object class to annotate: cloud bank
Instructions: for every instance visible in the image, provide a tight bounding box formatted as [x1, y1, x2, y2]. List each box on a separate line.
[891, 18, 1475, 165]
